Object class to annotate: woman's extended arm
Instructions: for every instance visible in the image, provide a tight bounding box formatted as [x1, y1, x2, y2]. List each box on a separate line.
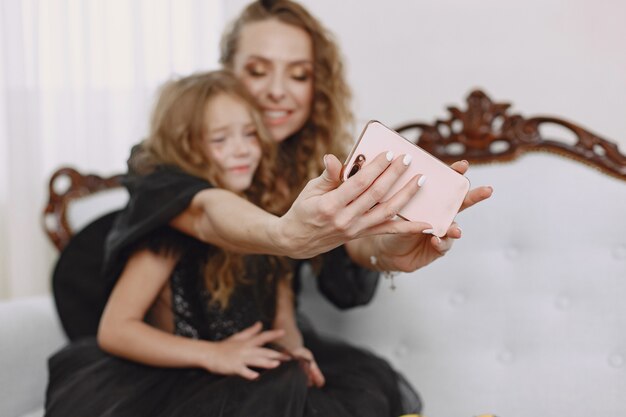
[171, 152, 426, 259]
[98, 249, 287, 379]
[171, 154, 491, 266]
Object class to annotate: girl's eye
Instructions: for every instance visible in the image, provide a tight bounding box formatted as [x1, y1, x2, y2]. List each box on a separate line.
[210, 137, 225, 144]
[245, 129, 258, 138]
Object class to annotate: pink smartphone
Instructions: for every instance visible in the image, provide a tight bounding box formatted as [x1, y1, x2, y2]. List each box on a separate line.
[341, 120, 470, 237]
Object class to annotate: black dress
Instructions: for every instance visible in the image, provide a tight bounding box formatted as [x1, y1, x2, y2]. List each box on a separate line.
[45, 166, 422, 416]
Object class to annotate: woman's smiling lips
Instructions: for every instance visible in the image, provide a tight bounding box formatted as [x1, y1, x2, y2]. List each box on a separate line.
[264, 109, 292, 125]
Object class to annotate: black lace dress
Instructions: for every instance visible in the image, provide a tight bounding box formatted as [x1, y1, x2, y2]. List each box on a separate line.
[45, 166, 422, 416]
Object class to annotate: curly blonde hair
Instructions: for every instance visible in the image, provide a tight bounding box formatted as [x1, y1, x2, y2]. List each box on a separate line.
[220, 0, 354, 204]
[135, 70, 288, 308]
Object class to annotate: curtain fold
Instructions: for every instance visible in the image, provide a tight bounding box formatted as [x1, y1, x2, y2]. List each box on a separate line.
[0, 0, 224, 299]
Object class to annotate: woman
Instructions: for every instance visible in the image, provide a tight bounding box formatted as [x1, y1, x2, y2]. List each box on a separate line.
[53, 0, 491, 343]
[49, 1, 491, 414]
[124, 0, 491, 287]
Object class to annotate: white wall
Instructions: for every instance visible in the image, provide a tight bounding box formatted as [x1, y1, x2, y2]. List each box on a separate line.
[225, 0, 626, 150]
[2, 0, 625, 297]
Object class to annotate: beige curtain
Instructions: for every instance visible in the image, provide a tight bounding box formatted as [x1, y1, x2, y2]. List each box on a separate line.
[0, 0, 224, 299]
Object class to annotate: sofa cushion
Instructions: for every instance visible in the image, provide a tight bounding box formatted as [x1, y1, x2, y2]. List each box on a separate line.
[0, 296, 66, 417]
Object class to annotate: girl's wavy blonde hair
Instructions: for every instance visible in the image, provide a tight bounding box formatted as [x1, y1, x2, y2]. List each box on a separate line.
[134, 70, 288, 308]
[220, 0, 354, 204]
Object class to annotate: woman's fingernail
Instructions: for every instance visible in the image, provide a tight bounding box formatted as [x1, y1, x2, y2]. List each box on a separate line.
[417, 175, 427, 187]
[457, 226, 463, 234]
[322, 154, 328, 170]
[462, 159, 469, 165]
[402, 154, 412, 166]
[422, 228, 434, 234]
[386, 151, 394, 162]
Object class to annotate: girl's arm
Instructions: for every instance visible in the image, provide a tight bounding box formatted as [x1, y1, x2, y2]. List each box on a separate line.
[97, 249, 288, 379]
[272, 279, 325, 388]
[272, 279, 303, 352]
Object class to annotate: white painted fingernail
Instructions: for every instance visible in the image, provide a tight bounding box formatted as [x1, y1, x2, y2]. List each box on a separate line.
[422, 229, 434, 234]
[417, 175, 427, 187]
[435, 235, 442, 244]
[402, 154, 412, 166]
[386, 151, 394, 162]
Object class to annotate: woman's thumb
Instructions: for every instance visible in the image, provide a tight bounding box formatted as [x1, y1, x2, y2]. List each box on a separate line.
[318, 154, 343, 190]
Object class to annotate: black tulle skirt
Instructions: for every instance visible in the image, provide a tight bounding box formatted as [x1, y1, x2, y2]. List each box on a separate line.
[45, 330, 421, 417]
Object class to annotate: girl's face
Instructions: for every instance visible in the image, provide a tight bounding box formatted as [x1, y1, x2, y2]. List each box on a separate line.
[202, 94, 261, 192]
[232, 19, 314, 142]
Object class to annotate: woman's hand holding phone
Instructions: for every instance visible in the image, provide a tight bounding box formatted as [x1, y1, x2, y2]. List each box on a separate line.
[357, 159, 493, 273]
[274, 151, 428, 259]
[273, 121, 492, 261]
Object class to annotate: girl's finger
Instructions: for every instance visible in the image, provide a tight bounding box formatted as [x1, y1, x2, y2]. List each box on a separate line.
[228, 321, 262, 341]
[308, 360, 325, 388]
[238, 366, 260, 381]
[251, 329, 286, 346]
[245, 356, 281, 369]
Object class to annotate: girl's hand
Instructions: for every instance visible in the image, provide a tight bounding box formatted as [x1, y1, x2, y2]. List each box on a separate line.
[273, 152, 426, 259]
[200, 322, 290, 380]
[290, 346, 325, 388]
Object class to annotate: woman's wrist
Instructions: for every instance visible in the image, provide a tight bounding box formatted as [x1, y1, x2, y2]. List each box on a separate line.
[266, 216, 293, 257]
[345, 237, 391, 271]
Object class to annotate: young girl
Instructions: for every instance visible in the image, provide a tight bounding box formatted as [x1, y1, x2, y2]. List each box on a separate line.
[46, 70, 324, 415]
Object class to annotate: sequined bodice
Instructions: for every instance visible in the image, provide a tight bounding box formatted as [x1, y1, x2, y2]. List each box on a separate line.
[169, 249, 278, 342]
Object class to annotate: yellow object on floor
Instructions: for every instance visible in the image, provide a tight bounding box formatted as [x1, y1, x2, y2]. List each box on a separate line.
[398, 414, 495, 417]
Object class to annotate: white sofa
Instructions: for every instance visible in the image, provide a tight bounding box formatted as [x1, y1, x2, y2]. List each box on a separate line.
[0, 296, 66, 417]
[300, 152, 626, 417]
[3, 90, 625, 417]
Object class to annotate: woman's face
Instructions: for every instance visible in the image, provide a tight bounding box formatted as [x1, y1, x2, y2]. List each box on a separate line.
[232, 19, 314, 143]
[202, 93, 261, 192]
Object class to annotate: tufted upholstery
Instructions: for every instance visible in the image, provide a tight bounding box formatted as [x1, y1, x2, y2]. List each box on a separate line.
[300, 152, 626, 417]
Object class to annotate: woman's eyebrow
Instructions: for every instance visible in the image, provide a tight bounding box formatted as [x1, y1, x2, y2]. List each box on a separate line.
[247, 55, 312, 66]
